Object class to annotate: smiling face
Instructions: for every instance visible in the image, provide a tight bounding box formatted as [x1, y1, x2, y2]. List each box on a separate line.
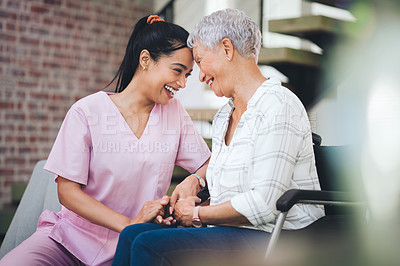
[144, 47, 194, 105]
[192, 42, 229, 98]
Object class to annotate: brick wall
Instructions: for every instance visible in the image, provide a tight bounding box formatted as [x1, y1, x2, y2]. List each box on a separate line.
[0, 0, 154, 208]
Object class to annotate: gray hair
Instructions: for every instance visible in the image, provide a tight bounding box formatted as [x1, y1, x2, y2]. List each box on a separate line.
[187, 8, 261, 61]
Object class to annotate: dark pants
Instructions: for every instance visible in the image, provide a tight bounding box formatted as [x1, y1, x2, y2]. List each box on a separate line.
[112, 223, 270, 266]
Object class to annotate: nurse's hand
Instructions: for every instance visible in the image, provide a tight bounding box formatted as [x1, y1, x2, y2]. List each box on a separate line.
[170, 175, 201, 214]
[133, 196, 176, 226]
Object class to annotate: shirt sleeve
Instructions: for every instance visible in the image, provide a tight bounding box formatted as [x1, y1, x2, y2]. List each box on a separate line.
[230, 103, 308, 226]
[174, 102, 211, 173]
[44, 104, 92, 185]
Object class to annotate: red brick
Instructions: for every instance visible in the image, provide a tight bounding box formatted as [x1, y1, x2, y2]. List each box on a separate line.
[0, 33, 16, 41]
[66, 2, 81, 9]
[30, 27, 49, 36]
[44, 0, 61, 5]
[0, 124, 15, 131]
[30, 92, 48, 100]
[0, 10, 17, 19]
[18, 147, 35, 154]
[18, 81, 38, 88]
[31, 6, 49, 14]
[43, 61, 61, 68]
[5, 157, 26, 165]
[29, 136, 38, 142]
[0, 169, 15, 176]
[30, 113, 49, 121]
[29, 69, 49, 78]
[5, 113, 26, 120]
[9, 69, 25, 77]
[0, 56, 12, 63]
[54, 10, 70, 18]
[26, 125, 37, 132]
[20, 36, 40, 45]
[43, 41, 60, 48]
[0, 101, 14, 109]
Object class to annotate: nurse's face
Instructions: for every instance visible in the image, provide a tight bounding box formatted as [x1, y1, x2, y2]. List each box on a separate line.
[146, 48, 194, 105]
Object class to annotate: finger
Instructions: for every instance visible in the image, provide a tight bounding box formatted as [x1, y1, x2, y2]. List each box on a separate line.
[162, 219, 171, 226]
[160, 195, 170, 205]
[188, 196, 202, 204]
[194, 196, 201, 204]
[156, 215, 163, 224]
[170, 192, 179, 213]
[164, 216, 174, 222]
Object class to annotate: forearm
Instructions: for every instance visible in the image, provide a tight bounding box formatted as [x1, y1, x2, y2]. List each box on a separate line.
[198, 201, 250, 226]
[191, 158, 210, 194]
[57, 177, 136, 233]
[194, 158, 209, 182]
[171, 158, 210, 207]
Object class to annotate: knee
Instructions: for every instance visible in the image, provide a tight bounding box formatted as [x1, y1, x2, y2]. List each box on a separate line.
[119, 223, 157, 244]
[131, 233, 162, 261]
[119, 224, 143, 243]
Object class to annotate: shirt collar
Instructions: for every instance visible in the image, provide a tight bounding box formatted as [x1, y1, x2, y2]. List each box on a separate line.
[247, 77, 281, 107]
[226, 76, 282, 111]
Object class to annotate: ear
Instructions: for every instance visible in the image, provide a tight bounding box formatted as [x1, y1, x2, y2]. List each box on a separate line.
[221, 38, 234, 61]
[139, 49, 151, 70]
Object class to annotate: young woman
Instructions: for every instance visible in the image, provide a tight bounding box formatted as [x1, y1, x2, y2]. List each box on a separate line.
[0, 15, 210, 266]
[112, 9, 324, 266]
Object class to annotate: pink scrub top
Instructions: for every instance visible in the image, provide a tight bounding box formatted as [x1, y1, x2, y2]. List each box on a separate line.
[42, 91, 211, 265]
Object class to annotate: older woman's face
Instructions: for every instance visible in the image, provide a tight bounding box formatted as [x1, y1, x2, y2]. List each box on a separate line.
[192, 43, 227, 97]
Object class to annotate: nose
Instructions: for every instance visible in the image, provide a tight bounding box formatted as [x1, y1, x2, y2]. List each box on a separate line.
[177, 75, 187, 89]
[199, 69, 206, 83]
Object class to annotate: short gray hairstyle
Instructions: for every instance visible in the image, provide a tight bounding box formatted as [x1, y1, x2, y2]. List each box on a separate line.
[187, 8, 261, 61]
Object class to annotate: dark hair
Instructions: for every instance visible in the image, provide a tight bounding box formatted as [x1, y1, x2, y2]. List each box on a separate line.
[106, 16, 190, 93]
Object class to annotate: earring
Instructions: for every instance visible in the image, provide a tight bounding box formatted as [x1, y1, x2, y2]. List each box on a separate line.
[143, 66, 146, 70]
[226, 57, 231, 61]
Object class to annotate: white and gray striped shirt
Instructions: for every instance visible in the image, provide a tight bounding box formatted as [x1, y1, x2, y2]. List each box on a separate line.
[206, 77, 324, 232]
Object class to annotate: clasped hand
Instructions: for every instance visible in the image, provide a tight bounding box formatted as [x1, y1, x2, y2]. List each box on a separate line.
[135, 195, 175, 226]
[146, 196, 201, 227]
[139, 175, 203, 227]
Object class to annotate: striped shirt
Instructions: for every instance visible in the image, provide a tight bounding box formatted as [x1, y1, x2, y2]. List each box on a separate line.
[206, 77, 324, 232]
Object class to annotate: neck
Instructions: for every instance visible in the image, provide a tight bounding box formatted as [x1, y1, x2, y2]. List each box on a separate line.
[115, 77, 155, 114]
[229, 58, 267, 114]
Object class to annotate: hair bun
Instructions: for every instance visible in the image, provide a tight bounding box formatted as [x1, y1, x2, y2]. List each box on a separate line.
[147, 15, 165, 24]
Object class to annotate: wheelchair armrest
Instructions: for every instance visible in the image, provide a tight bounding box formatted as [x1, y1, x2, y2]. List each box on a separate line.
[276, 189, 363, 212]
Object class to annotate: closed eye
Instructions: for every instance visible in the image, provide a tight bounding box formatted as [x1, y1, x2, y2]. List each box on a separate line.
[174, 69, 182, 74]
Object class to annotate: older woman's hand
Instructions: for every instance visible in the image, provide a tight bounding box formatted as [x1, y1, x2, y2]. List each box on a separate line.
[174, 196, 201, 227]
[170, 175, 202, 213]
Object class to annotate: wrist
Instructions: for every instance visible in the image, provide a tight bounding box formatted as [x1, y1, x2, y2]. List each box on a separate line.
[191, 173, 206, 189]
[187, 174, 202, 193]
[192, 206, 202, 228]
[130, 216, 140, 225]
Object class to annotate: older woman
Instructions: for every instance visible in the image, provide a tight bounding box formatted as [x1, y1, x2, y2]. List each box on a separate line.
[112, 8, 324, 266]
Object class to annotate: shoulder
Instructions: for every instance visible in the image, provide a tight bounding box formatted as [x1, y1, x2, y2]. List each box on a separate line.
[70, 91, 108, 114]
[256, 77, 306, 116]
[251, 78, 310, 132]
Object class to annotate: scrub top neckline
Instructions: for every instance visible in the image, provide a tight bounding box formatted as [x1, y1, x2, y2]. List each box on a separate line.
[100, 91, 158, 140]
